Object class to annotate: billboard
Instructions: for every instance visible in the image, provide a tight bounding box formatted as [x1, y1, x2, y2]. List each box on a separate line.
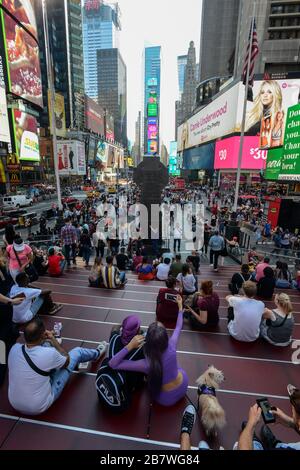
[0, 84, 10, 143]
[148, 123, 158, 140]
[147, 77, 157, 87]
[183, 142, 215, 170]
[214, 136, 267, 170]
[84, 95, 105, 135]
[57, 140, 86, 176]
[148, 103, 158, 117]
[48, 91, 66, 138]
[106, 114, 115, 140]
[96, 140, 108, 164]
[265, 148, 282, 181]
[245, 80, 300, 150]
[279, 103, 300, 181]
[12, 109, 40, 161]
[1, 10, 42, 107]
[178, 83, 241, 151]
[1, 0, 38, 41]
[169, 141, 180, 176]
[107, 145, 124, 169]
[178, 79, 300, 152]
[147, 140, 158, 154]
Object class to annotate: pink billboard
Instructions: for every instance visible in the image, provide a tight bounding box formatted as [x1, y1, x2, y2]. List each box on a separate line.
[214, 136, 267, 170]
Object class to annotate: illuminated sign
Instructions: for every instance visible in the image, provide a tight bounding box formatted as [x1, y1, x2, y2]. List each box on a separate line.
[148, 125, 158, 140]
[85, 0, 102, 10]
[12, 110, 40, 162]
[148, 103, 158, 117]
[148, 118, 158, 126]
[147, 140, 158, 154]
[147, 78, 157, 87]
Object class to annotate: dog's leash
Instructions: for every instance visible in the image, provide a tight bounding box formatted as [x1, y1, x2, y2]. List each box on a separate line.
[185, 392, 200, 416]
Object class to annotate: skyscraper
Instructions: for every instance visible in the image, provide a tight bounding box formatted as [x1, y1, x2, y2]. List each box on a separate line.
[235, 0, 300, 77]
[177, 55, 188, 97]
[143, 46, 161, 155]
[175, 41, 197, 134]
[82, 0, 121, 101]
[199, 0, 240, 82]
[36, 0, 85, 130]
[97, 48, 127, 147]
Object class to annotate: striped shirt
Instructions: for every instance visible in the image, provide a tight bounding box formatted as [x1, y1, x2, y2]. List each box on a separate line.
[101, 265, 121, 289]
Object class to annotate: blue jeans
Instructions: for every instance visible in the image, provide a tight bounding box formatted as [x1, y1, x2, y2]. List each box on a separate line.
[119, 271, 126, 284]
[50, 347, 99, 402]
[59, 260, 66, 273]
[253, 441, 300, 450]
[30, 296, 44, 316]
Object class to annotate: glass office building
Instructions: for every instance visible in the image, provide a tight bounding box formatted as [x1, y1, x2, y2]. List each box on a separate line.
[82, 0, 120, 101]
[97, 48, 127, 147]
[177, 55, 188, 96]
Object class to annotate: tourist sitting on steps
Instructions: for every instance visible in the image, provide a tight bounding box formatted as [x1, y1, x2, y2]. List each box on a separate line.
[8, 317, 107, 415]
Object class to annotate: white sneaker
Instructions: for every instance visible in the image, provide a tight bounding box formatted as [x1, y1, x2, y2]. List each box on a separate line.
[210, 264, 213, 267]
[96, 341, 108, 360]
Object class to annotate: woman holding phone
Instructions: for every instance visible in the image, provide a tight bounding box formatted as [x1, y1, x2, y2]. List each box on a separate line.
[109, 296, 188, 407]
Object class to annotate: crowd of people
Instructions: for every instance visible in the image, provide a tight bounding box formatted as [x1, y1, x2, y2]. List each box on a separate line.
[0, 182, 299, 451]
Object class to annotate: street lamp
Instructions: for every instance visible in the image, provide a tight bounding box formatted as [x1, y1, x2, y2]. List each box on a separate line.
[41, 0, 62, 210]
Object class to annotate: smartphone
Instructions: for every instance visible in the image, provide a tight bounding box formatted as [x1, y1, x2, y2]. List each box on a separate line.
[256, 397, 276, 424]
[165, 293, 178, 303]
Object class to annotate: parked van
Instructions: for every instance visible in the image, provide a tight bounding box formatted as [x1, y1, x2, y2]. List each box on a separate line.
[3, 195, 33, 209]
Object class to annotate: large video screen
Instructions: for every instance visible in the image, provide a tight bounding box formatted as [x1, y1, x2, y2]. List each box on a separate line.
[13, 109, 40, 161]
[1, 9, 42, 107]
[1, 0, 38, 40]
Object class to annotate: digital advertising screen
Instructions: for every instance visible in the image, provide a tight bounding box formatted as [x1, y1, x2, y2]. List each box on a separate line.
[1, 9, 43, 107]
[1, 0, 38, 40]
[148, 103, 158, 117]
[147, 140, 158, 154]
[12, 108, 40, 161]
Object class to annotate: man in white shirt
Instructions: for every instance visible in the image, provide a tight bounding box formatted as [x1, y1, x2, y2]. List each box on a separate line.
[156, 258, 171, 281]
[226, 281, 265, 342]
[8, 317, 107, 415]
[10, 272, 61, 324]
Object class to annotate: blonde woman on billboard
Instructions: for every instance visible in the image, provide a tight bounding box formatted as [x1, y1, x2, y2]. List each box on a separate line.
[271, 110, 285, 148]
[245, 80, 283, 135]
[180, 122, 189, 151]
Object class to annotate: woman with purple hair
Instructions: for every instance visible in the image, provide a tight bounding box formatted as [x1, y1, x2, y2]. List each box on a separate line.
[109, 296, 188, 406]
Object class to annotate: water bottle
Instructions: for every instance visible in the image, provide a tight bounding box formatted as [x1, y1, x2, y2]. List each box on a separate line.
[53, 322, 62, 344]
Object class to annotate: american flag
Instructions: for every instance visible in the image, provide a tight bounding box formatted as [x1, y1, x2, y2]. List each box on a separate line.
[242, 18, 259, 87]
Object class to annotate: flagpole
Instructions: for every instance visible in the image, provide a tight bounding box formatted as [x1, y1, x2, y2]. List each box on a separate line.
[42, 0, 62, 211]
[233, 1, 256, 212]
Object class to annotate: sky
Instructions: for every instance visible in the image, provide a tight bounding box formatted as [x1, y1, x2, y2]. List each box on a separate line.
[116, 0, 202, 150]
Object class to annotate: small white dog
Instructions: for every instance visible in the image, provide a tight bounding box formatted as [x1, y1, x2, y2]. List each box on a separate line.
[196, 366, 226, 436]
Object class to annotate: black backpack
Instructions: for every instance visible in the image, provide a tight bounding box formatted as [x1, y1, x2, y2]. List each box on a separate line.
[95, 334, 144, 412]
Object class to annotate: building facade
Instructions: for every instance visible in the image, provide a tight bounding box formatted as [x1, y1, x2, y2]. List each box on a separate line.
[36, 0, 85, 130]
[97, 48, 127, 147]
[199, 0, 240, 83]
[175, 41, 197, 134]
[143, 46, 161, 154]
[177, 55, 188, 96]
[82, 0, 121, 101]
[235, 0, 300, 77]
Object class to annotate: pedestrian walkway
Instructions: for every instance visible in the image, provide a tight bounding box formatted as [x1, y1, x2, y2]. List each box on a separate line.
[0, 262, 299, 450]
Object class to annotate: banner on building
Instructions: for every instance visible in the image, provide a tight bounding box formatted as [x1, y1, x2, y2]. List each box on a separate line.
[57, 140, 86, 176]
[279, 103, 300, 181]
[214, 136, 267, 170]
[0, 84, 10, 143]
[48, 91, 66, 137]
[178, 79, 300, 152]
[12, 109, 40, 162]
[84, 95, 105, 135]
[265, 148, 282, 181]
[0, 8, 43, 108]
